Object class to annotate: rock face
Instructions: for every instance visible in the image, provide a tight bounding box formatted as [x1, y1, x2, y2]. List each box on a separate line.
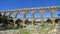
[0, 24, 59, 34]
[48, 24, 59, 34]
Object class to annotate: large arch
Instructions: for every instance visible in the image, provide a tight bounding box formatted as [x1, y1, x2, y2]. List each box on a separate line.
[44, 10, 51, 18]
[54, 10, 60, 23]
[9, 12, 15, 18]
[25, 11, 32, 25]
[16, 12, 23, 19]
[33, 11, 41, 25]
[44, 10, 51, 23]
[34, 11, 41, 18]
[54, 10, 60, 18]
[25, 11, 32, 18]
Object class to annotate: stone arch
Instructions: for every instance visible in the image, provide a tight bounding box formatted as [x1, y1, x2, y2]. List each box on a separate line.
[34, 11, 41, 18]
[44, 10, 51, 18]
[9, 12, 15, 18]
[54, 10, 60, 18]
[25, 11, 32, 18]
[25, 19, 32, 25]
[43, 10, 51, 23]
[16, 12, 23, 19]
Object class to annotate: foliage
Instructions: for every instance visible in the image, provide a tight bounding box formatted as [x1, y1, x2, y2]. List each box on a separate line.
[25, 19, 31, 25]
[0, 16, 23, 30]
[46, 19, 52, 23]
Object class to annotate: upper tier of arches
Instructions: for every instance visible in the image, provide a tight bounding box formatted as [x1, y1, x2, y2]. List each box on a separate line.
[0, 10, 60, 19]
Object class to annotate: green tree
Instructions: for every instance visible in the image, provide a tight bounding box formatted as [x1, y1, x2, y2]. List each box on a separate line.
[46, 19, 52, 23]
[15, 19, 23, 28]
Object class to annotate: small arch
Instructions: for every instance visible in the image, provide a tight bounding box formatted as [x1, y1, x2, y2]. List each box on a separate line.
[15, 19, 22, 24]
[25, 11, 32, 18]
[16, 12, 23, 19]
[34, 11, 41, 18]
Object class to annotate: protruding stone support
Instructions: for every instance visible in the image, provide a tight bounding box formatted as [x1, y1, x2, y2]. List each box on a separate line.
[50, 9, 54, 24]
[14, 12, 17, 18]
[1, 13, 4, 17]
[21, 11, 27, 28]
[31, 11, 35, 25]
[40, 10, 44, 24]
[7, 12, 11, 18]
[13, 12, 17, 27]
[21, 18, 27, 24]
[22, 11, 27, 18]
[41, 18, 44, 24]
[22, 11, 27, 23]
[31, 18, 35, 25]
[21, 18, 27, 28]
[13, 18, 17, 27]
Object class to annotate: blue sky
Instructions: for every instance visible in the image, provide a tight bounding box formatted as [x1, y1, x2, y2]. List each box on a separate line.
[0, 0, 60, 18]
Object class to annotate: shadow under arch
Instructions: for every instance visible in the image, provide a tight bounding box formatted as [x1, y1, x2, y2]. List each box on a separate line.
[25, 19, 32, 25]
[15, 19, 22, 24]
[15, 19, 23, 28]
[55, 19, 60, 23]
[46, 19, 52, 23]
[9, 19, 14, 24]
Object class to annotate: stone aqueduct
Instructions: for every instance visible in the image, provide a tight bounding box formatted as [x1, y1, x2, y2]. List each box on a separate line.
[0, 6, 60, 26]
